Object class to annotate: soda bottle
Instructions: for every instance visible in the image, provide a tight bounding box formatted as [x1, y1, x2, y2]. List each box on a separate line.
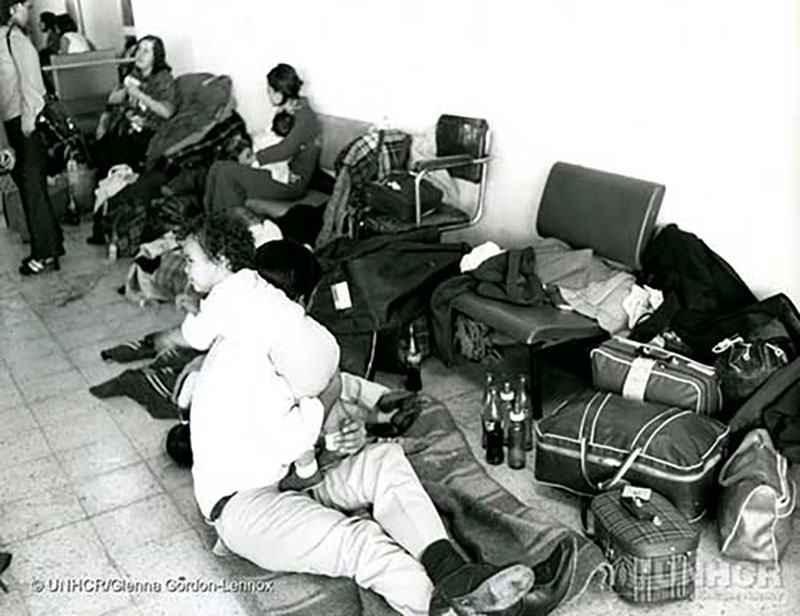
[507, 405, 526, 469]
[515, 374, 534, 451]
[499, 380, 515, 444]
[481, 372, 495, 449]
[404, 324, 423, 392]
[484, 386, 504, 465]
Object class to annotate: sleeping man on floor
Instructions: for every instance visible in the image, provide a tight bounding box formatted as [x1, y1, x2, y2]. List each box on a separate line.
[98, 211, 539, 616]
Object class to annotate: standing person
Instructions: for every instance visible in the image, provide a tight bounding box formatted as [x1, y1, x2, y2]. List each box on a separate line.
[55, 13, 94, 54]
[156, 212, 538, 616]
[0, 0, 64, 275]
[204, 63, 320, 218]
[37, 10, 59, 63]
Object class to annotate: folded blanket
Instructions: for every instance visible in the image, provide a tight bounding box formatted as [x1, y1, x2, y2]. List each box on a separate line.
[146, 73, 234, 164]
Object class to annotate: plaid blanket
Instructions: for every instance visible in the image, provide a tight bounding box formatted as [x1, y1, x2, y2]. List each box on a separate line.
[203, 395, 609, 615]
[316, 129, 411, 248]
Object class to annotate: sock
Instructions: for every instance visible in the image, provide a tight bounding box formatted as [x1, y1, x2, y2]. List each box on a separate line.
[295, 457, 319, 478]
[420, 539, 468, 585]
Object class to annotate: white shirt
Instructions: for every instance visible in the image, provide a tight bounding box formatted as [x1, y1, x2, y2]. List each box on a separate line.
[0, 26, 45, 134]
[183, 269, 340, 517]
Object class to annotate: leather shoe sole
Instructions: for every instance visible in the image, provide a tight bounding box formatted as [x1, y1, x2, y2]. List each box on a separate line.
[433, 563, 535, 615]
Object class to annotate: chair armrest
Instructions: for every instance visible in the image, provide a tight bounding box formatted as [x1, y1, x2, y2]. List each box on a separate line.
[411, 154, 489, 173]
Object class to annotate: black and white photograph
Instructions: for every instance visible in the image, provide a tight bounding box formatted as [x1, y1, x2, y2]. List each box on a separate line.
[0, 1, 798, 615]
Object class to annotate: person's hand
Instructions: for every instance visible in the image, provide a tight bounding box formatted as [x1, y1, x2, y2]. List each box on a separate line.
[175, 292, 200, 315]
[326, 418, 367, 455]
[107, 87, 126, 105]
[152, 329, 176, 354]
[0, 147, 15, 172]
[238, 147, 256, 166]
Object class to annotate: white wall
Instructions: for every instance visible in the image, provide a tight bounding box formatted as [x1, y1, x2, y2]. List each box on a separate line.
[132, 0, 800, 304]
[75, 0, 125, 51]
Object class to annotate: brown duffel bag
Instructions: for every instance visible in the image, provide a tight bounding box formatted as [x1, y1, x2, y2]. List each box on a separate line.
[535, 391, 729, 521]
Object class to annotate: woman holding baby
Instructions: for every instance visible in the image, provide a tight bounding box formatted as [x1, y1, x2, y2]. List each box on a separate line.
[203, 63, 321, 217]
[92, 35, 176, 180]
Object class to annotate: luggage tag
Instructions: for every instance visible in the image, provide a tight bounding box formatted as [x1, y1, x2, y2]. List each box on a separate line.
[331, 281, 352, 311]
[621, 486, 662, 525]
[622, 358, 656, 400]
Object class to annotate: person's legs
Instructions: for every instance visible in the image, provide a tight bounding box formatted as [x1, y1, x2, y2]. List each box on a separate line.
[316, 423, 536, 616]
[313, 442, 449, 559]
[203, 161, 305, 214]
[4, 119, 63, 263]
[216, 486, 432, 616]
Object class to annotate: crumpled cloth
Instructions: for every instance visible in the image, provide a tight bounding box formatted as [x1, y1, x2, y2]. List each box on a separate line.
[460, 241, 506, 273]
[94, 165, 139, 214]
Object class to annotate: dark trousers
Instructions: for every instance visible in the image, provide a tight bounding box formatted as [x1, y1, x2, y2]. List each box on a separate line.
[4, 118, 63, 260]
[203, 160, 306, 215]
[93, 126, 154, 180]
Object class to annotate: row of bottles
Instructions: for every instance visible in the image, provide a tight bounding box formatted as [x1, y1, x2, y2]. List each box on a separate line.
[481, 372, 533, 469]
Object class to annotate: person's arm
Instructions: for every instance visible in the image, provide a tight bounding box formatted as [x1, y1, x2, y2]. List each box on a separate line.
[127, 83, 175, 120]
[10, 30, 46, 136]
[255, 105, 317, 165]
[152, 325, 191, 353]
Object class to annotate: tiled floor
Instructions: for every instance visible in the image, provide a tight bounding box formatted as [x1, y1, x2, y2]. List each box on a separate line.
[0, 218, 798, 616]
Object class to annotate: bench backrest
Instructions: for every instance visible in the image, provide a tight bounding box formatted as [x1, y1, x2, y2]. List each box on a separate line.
[49, 49, 122, 101]
[317, 114, 372, 173]
[536, 162, 664, 270]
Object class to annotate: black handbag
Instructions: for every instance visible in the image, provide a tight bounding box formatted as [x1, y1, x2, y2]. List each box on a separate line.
[713, 334, 790, 407]
[364, 172, 443, 222]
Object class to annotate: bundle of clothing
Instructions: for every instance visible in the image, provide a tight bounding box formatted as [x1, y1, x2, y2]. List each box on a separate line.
[101, 107, 251, 258]
[316, 129, 412, 249]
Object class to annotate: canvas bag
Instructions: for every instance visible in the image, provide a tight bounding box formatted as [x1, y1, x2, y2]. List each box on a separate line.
[717, 429, 796, 564]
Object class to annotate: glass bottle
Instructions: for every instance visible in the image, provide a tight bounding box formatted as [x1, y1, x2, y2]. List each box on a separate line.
[507, 406, 526, 469]
[515, 374, 534, 451]
[404, 324, 423, 392]
[481, 372, 495, 449]
[499, 380, 515, 444]
[484, 386, 504, 465]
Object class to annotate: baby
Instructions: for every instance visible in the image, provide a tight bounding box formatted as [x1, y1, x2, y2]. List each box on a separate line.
[239, 111, 296, 184]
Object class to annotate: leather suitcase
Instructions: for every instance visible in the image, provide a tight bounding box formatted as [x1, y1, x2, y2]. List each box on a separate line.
[535, 391, 729, 521]
[591, 337, 722, 416]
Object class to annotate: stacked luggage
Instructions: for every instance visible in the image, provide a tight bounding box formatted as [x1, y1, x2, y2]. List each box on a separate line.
[534, 325, 797, 604]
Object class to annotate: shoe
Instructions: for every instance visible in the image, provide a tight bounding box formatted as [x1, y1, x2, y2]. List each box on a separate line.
[19, 256, 59, 276]
[430, 562, 535, 616]
[520, 537, 577, 615]
[278, 462, 324, 492]
[367, 391, 422, 438]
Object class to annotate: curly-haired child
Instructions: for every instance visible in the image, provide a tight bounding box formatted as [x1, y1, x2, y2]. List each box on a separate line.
[155, 212, 340, 496]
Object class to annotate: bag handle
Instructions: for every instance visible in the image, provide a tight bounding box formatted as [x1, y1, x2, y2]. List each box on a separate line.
[718, 429, 776, 487]
[580, 434, 643, 491]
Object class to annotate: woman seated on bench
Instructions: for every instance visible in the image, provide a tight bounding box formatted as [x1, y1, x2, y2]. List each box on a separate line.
[92, 35, 176, 180]
[204, 63, 320, 218]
